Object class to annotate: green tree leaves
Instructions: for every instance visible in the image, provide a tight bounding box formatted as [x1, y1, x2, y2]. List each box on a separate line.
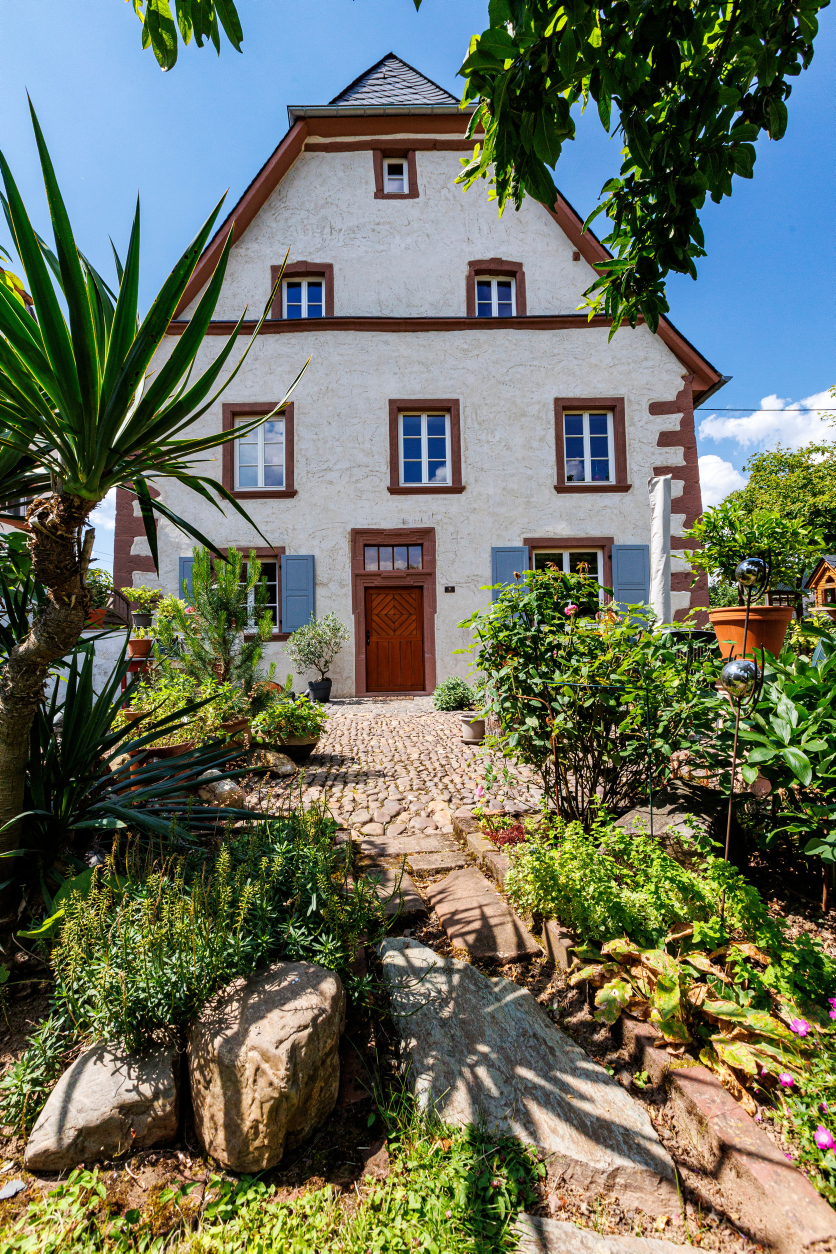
[131, 0, 243, 71]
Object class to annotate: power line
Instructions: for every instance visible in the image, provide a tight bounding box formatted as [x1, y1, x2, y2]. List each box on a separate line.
[695, 407, 833, 412]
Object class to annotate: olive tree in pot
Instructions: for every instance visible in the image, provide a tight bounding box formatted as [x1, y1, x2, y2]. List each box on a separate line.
[284, 613, 350, 703]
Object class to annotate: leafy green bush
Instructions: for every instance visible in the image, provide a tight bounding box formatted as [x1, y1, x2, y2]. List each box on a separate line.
[460, 567, 721, 826]
[505, 816, 719, 947]
[51, 808, 383, 1053]
[121, 670, 249, 747]
[251, 695, 328, 742]
[432, 677, 474, 711]
[85, 567, 112, 610]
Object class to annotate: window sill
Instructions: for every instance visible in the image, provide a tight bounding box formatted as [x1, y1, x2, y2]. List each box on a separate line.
[243, 631, 291, 641]
[232, 489, 298, 499]
[553, 483, 632, 494]
[388, 485, 466, 495]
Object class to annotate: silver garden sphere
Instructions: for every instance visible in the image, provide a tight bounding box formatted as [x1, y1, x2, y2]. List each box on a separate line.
[735, 557, 767, 588]
[720, 658, 759, 698]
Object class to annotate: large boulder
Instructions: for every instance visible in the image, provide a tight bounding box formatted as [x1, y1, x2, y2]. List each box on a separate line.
[380, 938, 677, 1215]
[188, 962, 345, 1172]
[24, 1042, 179, 1171]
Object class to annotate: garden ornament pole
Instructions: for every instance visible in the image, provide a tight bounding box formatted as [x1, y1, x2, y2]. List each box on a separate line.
[648, 475, 672, 626]
[718, 556, 770, 919]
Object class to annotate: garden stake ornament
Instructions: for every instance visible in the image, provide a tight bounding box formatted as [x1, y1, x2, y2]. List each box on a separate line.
[718, 555, 770, 920]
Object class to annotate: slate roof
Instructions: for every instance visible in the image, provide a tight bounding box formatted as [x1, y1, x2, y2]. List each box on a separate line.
[329, 53, 458, 107]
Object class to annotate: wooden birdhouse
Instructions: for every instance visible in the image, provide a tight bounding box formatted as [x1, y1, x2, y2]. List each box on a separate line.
[806, 556, 836, 618]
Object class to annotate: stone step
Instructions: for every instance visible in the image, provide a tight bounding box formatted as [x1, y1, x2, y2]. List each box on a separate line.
[380, 938, 677, 1215]
[407, 850, 468, 874]
[423, 866, 541, 962]
[363, 864, 426, 917]
[514, 1215, 689, 1254]
[356, 833, 454, 860]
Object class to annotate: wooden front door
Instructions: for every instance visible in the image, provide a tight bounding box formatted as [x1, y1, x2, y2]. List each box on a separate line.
[365, 586, 424, 692]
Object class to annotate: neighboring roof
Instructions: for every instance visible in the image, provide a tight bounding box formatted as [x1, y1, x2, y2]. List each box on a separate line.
[288, 52, 465, 124]
[806, 556, 836, 587]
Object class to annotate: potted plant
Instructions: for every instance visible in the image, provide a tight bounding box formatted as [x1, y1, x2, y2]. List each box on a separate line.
[120, 584, 161, 630]
[432, 676, 485, 741]
[85, 568, 113, 628]
[127, 627, 153, 659]
[684, 499, 826, 659]
[284, 612, 350, 703]
[250, 695, 327, 762]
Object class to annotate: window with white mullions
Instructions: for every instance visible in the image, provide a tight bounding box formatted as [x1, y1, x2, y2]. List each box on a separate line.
[234, 417, 285, 489]
[383, 158, 408, 194]
[564, 411, 613, 483]
[399, 412, 450, 486]
[476, 276, 515, 318]
[283, 278, 323, 319]
[240, 559, 279, 628]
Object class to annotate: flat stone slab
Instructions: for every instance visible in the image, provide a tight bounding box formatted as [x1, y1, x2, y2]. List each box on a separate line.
[408, 850, 468, 874]
[357, 833, 453, 859]
[364, 864, 426, 917]
[515, 1216, 689, 1254]
[423, 867, 540, 961]
[380, 939, 677, 1214]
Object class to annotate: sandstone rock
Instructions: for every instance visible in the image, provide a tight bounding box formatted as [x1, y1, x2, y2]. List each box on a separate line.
[361, 822, 385, 837]
[197, 776, 245, 808]
[250, 749, 297, 777]
[351, 809, 372, 827]
[189, 962, 345, 1172]
[382, 801, 403, 817]
[373, 809, 390, 824]
[387, 822, 408, 836]
[514, 1215, 689, 1254]
[25, 1043, 179, 1171]
[380, 939, 677, 1214]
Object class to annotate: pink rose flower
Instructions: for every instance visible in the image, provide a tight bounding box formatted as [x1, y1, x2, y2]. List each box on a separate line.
[778, 1073, 794, 1088]
[476, 785, 484, 798]
[564, 604, 578, 616]
[790, 1018, 810, 1038]
[815, 1126, 836, 1152]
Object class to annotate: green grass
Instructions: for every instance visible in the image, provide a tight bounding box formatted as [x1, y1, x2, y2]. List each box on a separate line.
[0, 1118, 543, 1253]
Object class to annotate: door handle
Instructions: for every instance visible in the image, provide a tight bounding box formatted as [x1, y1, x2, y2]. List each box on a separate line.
[366, 629, 370, 646]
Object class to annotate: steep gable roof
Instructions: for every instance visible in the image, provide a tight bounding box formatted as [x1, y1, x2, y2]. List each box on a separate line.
[328, 53, 458, 108]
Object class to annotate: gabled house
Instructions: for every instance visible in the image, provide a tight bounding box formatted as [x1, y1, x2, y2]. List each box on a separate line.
[114, 53, 726, 697]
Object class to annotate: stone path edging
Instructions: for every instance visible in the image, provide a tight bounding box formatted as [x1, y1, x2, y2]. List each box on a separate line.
[514, 1214, 691, 1254]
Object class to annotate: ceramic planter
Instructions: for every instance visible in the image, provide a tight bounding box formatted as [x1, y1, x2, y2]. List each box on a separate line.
[132, 611, 153, 629]
[307, 678, 332, 704]
[127, 638, 153, 659]
[708, 605, 794, 660]
[461, 713, 486, 745]
[280, 735, 320, 764]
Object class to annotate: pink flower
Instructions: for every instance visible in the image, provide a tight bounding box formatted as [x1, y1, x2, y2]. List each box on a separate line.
[754, 1114, 762, 1123]
[830, 1008, 836, 1021]
[815, 1126, 836, 1151]
[778, 1073, 794, 1088]
[829, 997, 836, 1008]
[760, 1067, 769, 1078]
[476, 785, 484, 798]
[564, 604, 578, 616]
[822, 1102, 829, 1113]
[790, 1018, 810, 1038]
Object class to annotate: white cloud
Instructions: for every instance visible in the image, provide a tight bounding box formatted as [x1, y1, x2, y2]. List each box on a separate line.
[698, 389, 835, 450]
[89, 487, 116, 533]
[698, 455, 747, 508]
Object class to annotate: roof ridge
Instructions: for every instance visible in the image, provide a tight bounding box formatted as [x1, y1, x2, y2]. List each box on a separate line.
[327, 52, 458, 108]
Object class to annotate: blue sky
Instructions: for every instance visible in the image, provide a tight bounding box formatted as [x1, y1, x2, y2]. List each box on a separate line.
[0, 0, 833, 569]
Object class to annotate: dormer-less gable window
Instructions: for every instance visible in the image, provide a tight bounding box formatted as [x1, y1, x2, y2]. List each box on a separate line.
[476, 277, 515, 318]
[384, 158, 407, 195]
[284, 277, 323, 319]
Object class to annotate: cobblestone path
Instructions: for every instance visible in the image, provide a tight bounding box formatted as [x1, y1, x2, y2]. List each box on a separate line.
[292, 697, 545, 829]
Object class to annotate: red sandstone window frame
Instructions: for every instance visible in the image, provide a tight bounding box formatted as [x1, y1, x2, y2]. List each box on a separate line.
[221, 402, 297, 500]
[466, 259, 526, 317]
[373, 149, 419, 200]
[270, 262, 334, 319]
[387, 399, 464, 495]
[553, 397, 630, 494]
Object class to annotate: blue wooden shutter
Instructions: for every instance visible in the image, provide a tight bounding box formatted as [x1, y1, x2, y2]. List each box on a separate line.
[491, 546, 529, 601]
[611, 544, 650, 610]
[178, 556, 194, 600]
[281, 555, 315, 632]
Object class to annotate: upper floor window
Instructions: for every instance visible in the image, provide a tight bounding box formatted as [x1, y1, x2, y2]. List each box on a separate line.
[235, 416, 285, 489]
[384, 158, 407, 195]
[399, 412, 450, 486]
[284, 278, 323, 319]
[563, 410, 613, 484]
[477, 277, 516, 318]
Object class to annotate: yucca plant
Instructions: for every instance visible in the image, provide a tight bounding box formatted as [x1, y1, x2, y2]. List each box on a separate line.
[0, 104, 306, 877]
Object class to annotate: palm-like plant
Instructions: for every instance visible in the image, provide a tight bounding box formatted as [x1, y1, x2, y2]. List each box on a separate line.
[0, 104, 306, 869]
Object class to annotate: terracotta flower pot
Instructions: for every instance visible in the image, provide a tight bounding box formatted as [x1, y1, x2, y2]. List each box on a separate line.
[708, 605, 794, 660]
[149, 739, 196, 759]
[85, 607, 107, 629]
[127, 637, 153, 659]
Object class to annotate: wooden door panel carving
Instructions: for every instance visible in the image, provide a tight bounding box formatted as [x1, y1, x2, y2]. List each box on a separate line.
[365, 587, 424, 691]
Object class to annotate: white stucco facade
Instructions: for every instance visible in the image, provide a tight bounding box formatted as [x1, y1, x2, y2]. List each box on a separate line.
[116, 84, 720, 698]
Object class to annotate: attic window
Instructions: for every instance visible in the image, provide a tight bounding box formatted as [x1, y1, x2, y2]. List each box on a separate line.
[384, 159, 407, 195]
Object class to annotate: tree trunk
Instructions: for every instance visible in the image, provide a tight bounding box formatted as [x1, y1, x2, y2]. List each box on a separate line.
[0, 492, 94, 877]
